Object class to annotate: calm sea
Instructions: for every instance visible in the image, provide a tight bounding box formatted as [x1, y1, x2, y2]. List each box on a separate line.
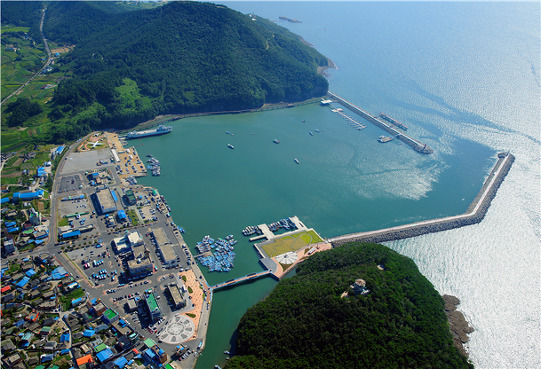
[133, 2, 540, 368]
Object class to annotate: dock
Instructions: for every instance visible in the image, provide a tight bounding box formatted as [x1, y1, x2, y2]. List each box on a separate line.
[328, 152, 514, 246]
[326, 91, 433, 154]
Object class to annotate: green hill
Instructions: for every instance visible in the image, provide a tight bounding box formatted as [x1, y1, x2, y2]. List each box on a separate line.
[227, 243, 473, 369]
[40, 1, 328, 141]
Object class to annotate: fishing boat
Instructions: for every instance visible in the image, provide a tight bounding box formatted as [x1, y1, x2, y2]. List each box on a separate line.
[226, 131, 231, 135]
[227, 144, 234, 149]
[294, 158, 300, 164]
[273, 138, 280, 144]
[315, 129, 320, 133]
[309, 131, 314, 136]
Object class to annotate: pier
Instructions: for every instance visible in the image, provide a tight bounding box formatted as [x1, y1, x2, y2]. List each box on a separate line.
[210, 270, 272, 291]
[326, 91, 433, 154]
[328, 152, 514, 246]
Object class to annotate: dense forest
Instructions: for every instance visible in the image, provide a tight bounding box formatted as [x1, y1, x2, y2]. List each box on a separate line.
[226, 243, 473, 369]
[1, 1, 328, 144]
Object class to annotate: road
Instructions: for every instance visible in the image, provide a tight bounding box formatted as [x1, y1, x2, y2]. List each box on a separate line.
[1, 6, 53, 106]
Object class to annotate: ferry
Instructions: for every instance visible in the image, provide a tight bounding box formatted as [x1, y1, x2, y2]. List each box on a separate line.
[126, 125, 172, 139]
[294, 158, 300, 164]
[227, 144, 234, 150]
[377, 136, 393, 143]
[273, 139, 280, 144]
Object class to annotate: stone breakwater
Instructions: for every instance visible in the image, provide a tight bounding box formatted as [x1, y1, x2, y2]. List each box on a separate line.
[330, 153, 514, 246]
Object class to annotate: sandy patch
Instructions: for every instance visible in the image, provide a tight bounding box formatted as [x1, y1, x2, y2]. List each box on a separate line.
[178, 269, 209, 339]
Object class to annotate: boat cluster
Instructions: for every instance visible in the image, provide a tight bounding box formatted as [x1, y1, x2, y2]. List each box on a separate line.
[242, 225, 262, 236]
[147, 157, 161, 176]
[267, 217, 298, 232]
[196, 234, 237, 272]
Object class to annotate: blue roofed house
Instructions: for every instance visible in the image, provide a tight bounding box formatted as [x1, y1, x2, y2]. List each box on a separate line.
[26, 269, 37, 278]
[83, 329, 96, 337]
[96, 348, 114, 363]
[113, 356, 128, 369]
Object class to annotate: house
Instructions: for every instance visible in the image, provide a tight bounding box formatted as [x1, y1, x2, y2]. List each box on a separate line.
[76, 354, 94, 367]
[43, 341, 57, 351]
[5, 353, 22, 366]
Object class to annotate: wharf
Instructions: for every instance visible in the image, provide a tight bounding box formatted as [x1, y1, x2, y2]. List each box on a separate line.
[328, 152, 514, 246]
[326, 91, 433, 154]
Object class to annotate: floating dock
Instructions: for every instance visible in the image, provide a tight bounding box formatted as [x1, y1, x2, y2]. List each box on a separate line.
[326, 91, 433, 154]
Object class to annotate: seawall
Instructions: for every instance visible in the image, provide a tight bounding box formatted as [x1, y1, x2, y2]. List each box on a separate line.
[329, 152, 514, 246]
[327, 91, 433, 154]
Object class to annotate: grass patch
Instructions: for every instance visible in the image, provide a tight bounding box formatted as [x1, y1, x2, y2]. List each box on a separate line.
[261, 230, 323, 258]
[58, 217, 69, 227]
[60, 288, 84, 310]
[127, 209, 139, 226]
[188, 286, 193, 294]
[186, 313, 196, 318]
[182, 275, 187, 282]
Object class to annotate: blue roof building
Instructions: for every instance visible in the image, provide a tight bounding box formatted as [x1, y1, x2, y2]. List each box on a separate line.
[97, 348, 114, 363]
[16, 276, 30, 287]
[37, 167, 47, 177]
[61, 230, 81, 239]
[60, 333, 70, 342]
[83, 329, 96, 337]
[1, 197, 9, 204]
[113, 356, 128, 369]
[26, 268, 37, 278]
[51, 267, 69, 280]
[5, 221, 16, 228]
[7, 227, 20, 233]
[12, 190, 44, 201]
[117, 210, 127, 222]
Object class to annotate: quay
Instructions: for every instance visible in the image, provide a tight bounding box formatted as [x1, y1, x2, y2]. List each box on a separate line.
[326, 91, 433, 154]
[329, 152, 514, 246]
[210, 270, 272, 291]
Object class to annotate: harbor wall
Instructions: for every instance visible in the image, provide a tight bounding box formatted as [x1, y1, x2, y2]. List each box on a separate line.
[327, 91, 433, 154]
[329, 153, 514, 247]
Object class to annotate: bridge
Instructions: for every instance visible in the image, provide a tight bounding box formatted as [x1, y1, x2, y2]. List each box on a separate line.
[210, 270, 272, 291]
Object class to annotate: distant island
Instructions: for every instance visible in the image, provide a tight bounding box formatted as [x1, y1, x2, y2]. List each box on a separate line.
[226, 242, 474, 369]
[1, 1, 328, 147]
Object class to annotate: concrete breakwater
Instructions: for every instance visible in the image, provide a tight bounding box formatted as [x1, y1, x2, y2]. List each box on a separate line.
[326, 91, 433, 154]
[329, 152, 514, 246]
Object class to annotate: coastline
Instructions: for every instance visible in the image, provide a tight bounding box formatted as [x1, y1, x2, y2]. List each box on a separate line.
[443, 294, 474, 358]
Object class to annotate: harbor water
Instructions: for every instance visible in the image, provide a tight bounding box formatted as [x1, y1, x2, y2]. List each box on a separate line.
[134, 2, 540, 368]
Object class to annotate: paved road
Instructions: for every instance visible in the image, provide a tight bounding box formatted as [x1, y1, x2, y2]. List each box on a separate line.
[1, 6, 53, 106]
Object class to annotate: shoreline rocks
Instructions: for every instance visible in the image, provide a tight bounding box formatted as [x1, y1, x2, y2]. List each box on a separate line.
[443, 294, 474, 358]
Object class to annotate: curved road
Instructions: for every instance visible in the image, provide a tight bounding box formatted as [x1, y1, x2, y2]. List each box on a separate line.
[1, 6, 52, 106]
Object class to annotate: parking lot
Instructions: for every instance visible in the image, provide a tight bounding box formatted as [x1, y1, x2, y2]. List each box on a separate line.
[58, 174, 83, 194]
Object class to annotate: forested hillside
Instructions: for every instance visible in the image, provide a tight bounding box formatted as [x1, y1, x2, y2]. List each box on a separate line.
[1, 1, 328, 145]
[227, 243, 473, 369]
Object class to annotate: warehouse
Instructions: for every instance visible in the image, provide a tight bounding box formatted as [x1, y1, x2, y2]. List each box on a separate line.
[92, 188, 117, 215]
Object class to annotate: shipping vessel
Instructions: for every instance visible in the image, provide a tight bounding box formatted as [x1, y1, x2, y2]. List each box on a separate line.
[125, 125, 172, 139]
[377, 135, 393, 143]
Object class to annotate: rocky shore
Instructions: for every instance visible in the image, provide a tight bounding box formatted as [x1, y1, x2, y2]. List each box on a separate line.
[443, 294, 474, 358]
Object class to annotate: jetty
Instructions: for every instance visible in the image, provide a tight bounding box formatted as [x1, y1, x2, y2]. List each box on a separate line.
[326, 91, 433, 154]
[210, 270, 272, 291]
[328, 152, 514, 246]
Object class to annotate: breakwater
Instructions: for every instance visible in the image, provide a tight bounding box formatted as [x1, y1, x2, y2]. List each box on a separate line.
[326, 91, 433, 154]
[329, 152, 514, 246]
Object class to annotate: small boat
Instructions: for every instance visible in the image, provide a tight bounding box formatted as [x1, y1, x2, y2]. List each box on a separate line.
[315, 129, 320, 133]
[179, 228, 185, 233]
[377, 136, 393, 143]
[226, 131, 231, 135]
[302, 120, 306, 123]
[224, 350, 230, 355]
[309, 131, 313, 136]
[252, 132, 255, 135]
[273, 139, 280, 144]
[215, 366, 222, 369]
[294, 158, 300, 164]
[227, 144, 235, 149]
[146, 154, 152, 157]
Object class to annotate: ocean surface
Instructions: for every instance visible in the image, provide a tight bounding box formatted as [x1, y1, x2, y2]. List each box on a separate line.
[133, 2, 540, 368]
